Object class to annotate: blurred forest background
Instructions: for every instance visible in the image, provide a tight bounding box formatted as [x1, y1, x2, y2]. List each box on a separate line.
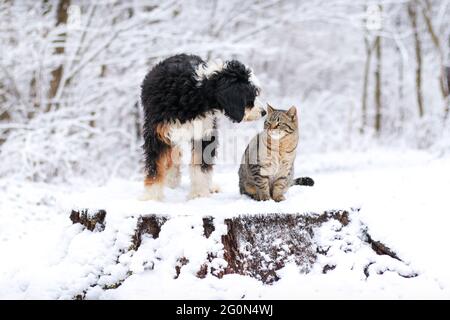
[0, 0, 449, 184]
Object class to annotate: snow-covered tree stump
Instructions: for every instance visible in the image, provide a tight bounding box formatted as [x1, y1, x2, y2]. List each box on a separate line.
[70, 206, 416, 298]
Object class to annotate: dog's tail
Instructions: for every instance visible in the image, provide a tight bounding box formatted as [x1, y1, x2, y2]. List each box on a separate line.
[291, 177, 315, 187]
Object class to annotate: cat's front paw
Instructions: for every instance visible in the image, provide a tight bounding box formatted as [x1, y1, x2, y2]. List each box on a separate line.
[256, 193, 271, 201]
[272, 194, 286, 202]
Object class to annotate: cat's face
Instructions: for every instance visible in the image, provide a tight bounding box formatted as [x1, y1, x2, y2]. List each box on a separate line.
[263, 105, 298, 140]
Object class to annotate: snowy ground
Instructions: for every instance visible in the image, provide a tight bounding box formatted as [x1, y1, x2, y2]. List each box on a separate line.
[1, 147, 449, 299]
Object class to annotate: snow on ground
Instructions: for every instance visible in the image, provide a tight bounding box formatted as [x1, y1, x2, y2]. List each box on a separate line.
[0, 147, 449, 299]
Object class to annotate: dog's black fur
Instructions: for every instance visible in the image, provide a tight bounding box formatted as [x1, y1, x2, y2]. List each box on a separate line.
[141, 54, 260, 182]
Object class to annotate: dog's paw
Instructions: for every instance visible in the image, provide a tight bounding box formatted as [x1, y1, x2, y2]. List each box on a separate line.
[138, 193, 164, 201]
[187, 190, 211, 200]
[138, 187, 164, 201]
[209, 184, 221, 194]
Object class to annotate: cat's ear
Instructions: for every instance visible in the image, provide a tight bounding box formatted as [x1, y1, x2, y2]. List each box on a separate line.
[267, 104, 275, 115]
[287, 106, 297, 118]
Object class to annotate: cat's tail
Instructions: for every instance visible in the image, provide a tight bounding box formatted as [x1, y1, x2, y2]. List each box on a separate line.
[291, 177, 315, 187]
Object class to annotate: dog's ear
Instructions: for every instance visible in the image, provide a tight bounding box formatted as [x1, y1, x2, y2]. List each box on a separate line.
[267, 104, 275, 115]
[223, 60, 251, 81]
[213, 61, 253, 123]
[216, 84, 246, 123]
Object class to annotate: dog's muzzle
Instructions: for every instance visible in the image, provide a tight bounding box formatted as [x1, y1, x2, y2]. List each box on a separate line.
[243, 98, 266, 121]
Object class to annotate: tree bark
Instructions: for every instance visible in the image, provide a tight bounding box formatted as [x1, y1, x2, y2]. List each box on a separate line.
[48, 0, 70, 108]
[408, 1, 424, 118]
[397, 44, 405, 127]
[447, 66, 450, 120]
[0, 98, 9, 145]
[374, 33, 382, 133]
[361, 37, 373, 134]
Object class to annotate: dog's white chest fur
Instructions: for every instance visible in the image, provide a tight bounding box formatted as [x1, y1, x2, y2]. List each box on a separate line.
[169, 111, 218, 144]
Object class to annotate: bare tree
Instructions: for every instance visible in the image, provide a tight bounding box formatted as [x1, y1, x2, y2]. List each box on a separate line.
[361, 36, 374, 134]
[374, 31, 382, 133]
[48, 0, 70, 109]
[420, 0, 449, 120]
[0, 81, 9, 144]
[408, 0, 424, 118]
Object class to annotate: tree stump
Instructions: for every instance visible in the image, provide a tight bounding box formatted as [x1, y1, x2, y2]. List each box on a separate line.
[69, 208, 416, 299]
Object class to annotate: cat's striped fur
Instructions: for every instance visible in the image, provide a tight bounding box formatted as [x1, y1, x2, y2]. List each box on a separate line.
[239, 105, 314, 202]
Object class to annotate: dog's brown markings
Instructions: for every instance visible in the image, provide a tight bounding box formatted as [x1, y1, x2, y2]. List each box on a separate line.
[144, 144, 182, 187]
[155, 122, 171, 145]
[144, 123, 174, 187]
[144, 149, 170, 186]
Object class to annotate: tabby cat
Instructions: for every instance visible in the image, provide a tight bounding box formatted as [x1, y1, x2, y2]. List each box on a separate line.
[238, 105, 314, 202]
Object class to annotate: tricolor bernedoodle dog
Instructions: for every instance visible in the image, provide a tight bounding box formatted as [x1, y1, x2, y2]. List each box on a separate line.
[140, 54, 265, 201]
